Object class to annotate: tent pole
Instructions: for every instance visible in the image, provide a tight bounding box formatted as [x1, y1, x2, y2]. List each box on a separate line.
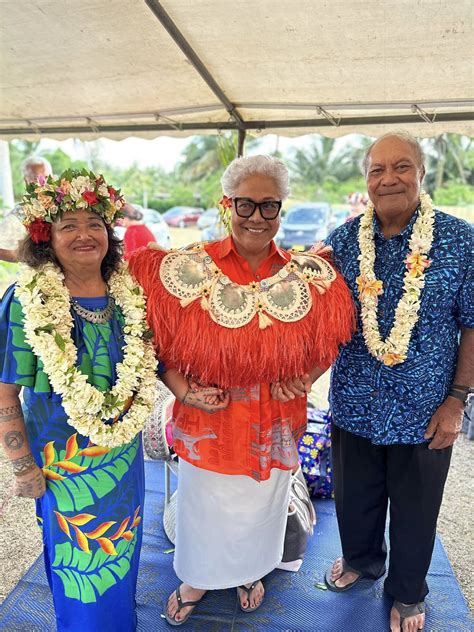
[237, 129, 246, 157]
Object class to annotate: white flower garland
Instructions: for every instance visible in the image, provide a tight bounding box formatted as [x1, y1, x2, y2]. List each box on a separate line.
[356, 191, 435, 366]
[15, 262, 157, 447]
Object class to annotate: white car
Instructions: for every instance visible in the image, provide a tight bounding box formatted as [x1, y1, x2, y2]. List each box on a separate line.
[197, 207, 219, 230]
[141, 208, 171, 248]
[114, 205, 171, 249]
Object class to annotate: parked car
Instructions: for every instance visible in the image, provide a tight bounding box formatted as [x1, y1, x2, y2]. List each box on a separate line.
[141, 208, 171, 248]
[197, 207, 219, 230]
[114, 205, 171, 249]
[327, 207, 350, 232]
[162, 206, 203, 228]
[276, 203, 331, 251]
[200, 215, 227, 242]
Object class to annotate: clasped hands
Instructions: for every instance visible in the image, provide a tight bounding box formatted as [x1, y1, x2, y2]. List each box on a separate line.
[184, 373, 312, 413]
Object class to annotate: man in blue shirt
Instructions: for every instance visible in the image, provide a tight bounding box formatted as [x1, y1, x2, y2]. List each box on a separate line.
[324, 132, 473, 632]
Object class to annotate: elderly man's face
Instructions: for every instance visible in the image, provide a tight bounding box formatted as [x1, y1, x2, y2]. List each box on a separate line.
[24, 163, 50, 185]
[366, 136, 425, 218]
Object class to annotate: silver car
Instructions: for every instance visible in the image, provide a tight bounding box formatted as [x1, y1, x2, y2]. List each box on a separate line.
[114, 205, 171, 249]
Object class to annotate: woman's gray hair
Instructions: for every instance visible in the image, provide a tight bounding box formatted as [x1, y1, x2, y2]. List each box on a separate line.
[221, 155, 291, 200]
[362, 131, 425, 176]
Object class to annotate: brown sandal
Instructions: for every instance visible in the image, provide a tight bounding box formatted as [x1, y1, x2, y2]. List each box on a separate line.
[392, 600, 425, 630]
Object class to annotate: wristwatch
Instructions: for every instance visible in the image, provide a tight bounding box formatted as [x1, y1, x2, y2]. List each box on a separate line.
[448, 384, 473, 407]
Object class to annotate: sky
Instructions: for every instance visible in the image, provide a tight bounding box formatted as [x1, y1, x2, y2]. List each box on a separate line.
[39, 134, 362, 172]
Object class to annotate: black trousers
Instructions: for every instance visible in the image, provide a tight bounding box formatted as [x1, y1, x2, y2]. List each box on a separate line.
[331, 425, 452, 604]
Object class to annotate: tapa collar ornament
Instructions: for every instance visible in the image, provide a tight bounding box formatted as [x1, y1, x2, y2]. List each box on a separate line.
[15, 261, 157, 447]
[20, 168, 125, 243]
[159, 243, 337, 329]
[356, 190, 435, 366]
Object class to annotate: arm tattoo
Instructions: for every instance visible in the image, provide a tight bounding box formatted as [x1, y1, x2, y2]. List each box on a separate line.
[11, 453, 37, 476]
[4, 430, 25, 451]
[0, 404, 23, 423]
[16, 470, 45, 498]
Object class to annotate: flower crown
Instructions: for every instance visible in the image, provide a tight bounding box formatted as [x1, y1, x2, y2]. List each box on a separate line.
[20, 168, 125, 243]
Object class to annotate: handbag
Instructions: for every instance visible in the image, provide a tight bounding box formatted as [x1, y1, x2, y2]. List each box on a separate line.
[143, 381, 175, 461]
[298, 407, 333, 498]
[278, 465, 316, 572]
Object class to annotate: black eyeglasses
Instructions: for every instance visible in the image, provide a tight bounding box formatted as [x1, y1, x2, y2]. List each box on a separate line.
[233, 197, 282, 220]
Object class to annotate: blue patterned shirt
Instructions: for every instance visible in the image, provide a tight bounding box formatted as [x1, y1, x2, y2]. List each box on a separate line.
[326, 209, 473, 445]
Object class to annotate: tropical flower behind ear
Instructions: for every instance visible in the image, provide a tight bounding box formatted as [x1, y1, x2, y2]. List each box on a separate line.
[218, 196, 232, 235]
[29, 218, 52, 244]
[219, 196, 232, 209]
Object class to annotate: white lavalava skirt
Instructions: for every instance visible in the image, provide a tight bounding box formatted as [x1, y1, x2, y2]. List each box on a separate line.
[173, 458, 291, 589]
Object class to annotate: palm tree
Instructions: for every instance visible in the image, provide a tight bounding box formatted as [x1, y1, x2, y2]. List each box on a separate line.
[290, 136, 371, 189]
[178, 133, 261, 183]
[422, 134, 473, 192]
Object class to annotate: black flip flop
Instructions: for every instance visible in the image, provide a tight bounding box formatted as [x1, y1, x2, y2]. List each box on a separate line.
[324, 558, 362, 592]
[237, 580, 264, 612]
[164, 585, 205, 626]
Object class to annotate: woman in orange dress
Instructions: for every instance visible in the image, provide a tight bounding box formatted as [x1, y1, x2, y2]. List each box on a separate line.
[129, 155, 355, 625]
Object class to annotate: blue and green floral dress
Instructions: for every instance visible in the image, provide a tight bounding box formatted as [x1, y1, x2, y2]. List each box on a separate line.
[0, 285, 145, 632]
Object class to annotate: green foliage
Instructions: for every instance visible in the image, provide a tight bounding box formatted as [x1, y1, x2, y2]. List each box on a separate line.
[41, 148, 88, 178]
[8, 134, 473, 213]
[290, 137, 370, 190]
[52, 536, 138, 603]
[433, 182, 474, 206]
[80, 321, 113, 392]
[422, 134, 474, 190]
[47, 438, 139, 512]
[291, 175, 367, 205]
[9, 140, 40, 200]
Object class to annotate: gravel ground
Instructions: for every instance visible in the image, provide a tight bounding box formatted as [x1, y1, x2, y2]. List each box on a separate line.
[0, 228, 472, 611]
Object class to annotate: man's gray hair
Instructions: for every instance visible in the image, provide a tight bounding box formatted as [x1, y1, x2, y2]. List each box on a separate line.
[221, 155, 290, 200]
[21, 155, 52, 177]
[362, 131, 425, 176]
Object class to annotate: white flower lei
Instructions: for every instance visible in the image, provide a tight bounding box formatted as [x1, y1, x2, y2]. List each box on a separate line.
[15, 262, 157, 447]
[356, 191, 435, 366]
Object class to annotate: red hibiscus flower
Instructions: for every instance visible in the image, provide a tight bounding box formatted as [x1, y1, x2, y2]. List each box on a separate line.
[28, 219, 52, 244]
[83, 190, 99, 206]
[219, 195, 232, 209]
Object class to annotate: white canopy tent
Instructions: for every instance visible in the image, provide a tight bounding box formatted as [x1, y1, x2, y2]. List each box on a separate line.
[0, 0, 473, 146]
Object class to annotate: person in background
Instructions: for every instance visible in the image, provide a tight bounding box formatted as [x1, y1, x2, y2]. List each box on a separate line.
[0, 156, 52, 262]
[324, 131, 473, 632]
[121, 203, 156, 259]
[345, 191, 369, 222]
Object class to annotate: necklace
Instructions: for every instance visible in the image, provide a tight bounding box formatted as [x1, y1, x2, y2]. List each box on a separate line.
[16, 262, 157, 447]
[356, 191, 435, 366]
[71, 296, 116, 324]
[160, 244, 337, 329]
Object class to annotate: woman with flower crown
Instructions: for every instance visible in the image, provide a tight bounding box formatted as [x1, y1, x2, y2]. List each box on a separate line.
[0, 169, 166, 631]
[129, 155, 355, 625]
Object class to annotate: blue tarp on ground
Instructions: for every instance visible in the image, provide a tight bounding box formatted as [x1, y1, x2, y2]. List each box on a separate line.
[0, 460, 472, 631]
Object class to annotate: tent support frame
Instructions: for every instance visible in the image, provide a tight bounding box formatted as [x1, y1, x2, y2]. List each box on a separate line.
[144, 0, 245, 131]
[2, 110, 472, 138]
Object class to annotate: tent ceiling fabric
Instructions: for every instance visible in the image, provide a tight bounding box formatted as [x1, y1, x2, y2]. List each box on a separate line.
[1, 0, 473, 141]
